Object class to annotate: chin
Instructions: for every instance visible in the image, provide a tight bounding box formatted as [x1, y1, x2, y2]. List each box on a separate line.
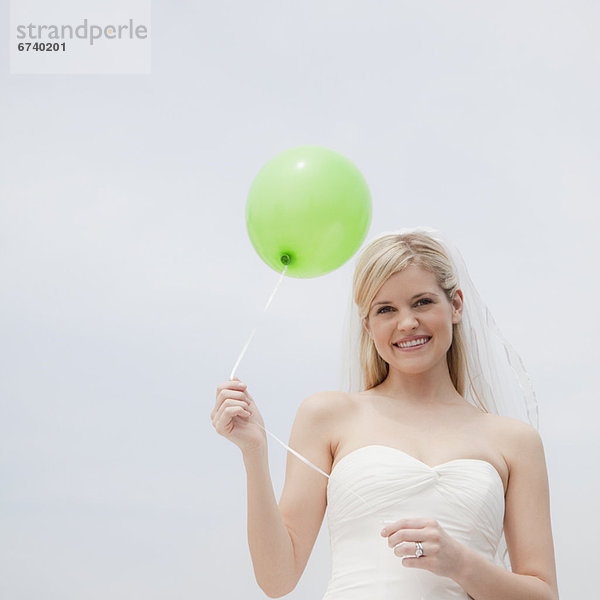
[387, 362, 430, 376]
[386, 355, 444, 376]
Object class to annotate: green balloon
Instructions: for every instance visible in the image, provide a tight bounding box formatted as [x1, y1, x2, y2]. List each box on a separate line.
[246, 146, 372, 278]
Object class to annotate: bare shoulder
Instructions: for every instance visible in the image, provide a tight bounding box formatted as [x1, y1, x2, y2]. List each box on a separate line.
[489, 414, 557, 592]
[480, 411, 539, 437]
[479, 412, 545, 468]
[279, 390, 356, 587]
[292, 390, 355, 456]
[297, 389, 354, 417]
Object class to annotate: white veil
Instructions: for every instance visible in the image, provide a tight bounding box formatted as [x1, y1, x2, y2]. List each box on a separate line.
[338, 225, 540, 569]
[339, 225, 539, 427]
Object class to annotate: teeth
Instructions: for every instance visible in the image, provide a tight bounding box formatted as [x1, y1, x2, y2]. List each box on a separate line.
[396, 337, 430, 348]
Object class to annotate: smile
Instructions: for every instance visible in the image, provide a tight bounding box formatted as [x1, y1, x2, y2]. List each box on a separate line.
[393, 336, 431, 350]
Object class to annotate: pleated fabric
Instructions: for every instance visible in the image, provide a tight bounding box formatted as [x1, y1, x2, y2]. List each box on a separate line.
[322, 445, 505, 599]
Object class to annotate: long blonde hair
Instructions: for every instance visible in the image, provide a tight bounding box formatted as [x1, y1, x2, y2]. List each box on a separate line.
[353, 231, 469, 396]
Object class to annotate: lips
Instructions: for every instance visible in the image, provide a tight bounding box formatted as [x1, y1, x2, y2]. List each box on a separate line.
[394, 335, 431, 344]
[393, 336, 432, 350]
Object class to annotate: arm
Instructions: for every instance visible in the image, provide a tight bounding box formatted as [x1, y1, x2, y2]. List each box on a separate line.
[244, 392, 336, 598]
[453, 420, 559, 599]
[382, 419, 559, 599]
[243, 445, 296, 598]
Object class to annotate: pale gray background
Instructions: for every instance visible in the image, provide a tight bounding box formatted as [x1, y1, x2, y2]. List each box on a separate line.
[1, 1, 598, 598]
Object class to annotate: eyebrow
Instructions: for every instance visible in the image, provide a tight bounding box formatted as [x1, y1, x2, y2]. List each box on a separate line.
[371, 292, 440, 307]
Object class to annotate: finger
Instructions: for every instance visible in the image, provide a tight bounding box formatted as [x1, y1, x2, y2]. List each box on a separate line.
[216, 389, 249, 405]
[380, 518, 431, 537]
[212, 389, 250, 419]
[213, 404, 252, 433]
[216, 378, 247, 389]
[401, 555, 428, 569]
[216, 379, 247, 395]
[212, 399, 252, 425]
[218, 398, 252, 416]
[393, 541, 425, 559]
[387, 528, 428, 548]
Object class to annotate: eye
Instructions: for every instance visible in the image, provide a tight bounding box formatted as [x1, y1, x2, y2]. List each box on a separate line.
[376, 305, 394, 314]
[415, 298, 433, 307]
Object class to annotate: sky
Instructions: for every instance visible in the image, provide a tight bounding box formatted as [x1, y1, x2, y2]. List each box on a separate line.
[1, 1, 599, 598]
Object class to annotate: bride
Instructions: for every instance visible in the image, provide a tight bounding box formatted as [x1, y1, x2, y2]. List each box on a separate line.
[211, 228, 559, 599]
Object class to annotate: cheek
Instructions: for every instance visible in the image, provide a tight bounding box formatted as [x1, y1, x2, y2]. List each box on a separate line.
[434, 307, 454, 324]
[368, 323, 393, 350]
[371, 320, 394, 337]
[429, 313, 454, 339]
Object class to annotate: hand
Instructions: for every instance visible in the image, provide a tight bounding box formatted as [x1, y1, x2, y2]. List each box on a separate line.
[380, 518, 466, 579]
[211, 378, 267, 454]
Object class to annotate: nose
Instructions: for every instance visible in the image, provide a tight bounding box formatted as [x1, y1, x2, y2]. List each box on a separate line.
[396, 309, 419, 332]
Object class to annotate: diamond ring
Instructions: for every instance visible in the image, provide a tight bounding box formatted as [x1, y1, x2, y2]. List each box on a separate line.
[415, 542, 424, 558]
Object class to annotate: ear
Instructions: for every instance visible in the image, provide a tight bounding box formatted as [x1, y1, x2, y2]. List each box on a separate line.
[451, 289, 464, 324]
[362, 317, 372, 338]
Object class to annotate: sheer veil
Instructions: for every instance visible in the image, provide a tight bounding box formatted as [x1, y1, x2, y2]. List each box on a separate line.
[337, 225, 540, 569]
[338, 225, 538, 427]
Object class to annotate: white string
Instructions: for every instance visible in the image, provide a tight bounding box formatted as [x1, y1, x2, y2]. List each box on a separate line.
[255, 422, 332, 479]
[252, 418, 427, 597]
[227, 265, 372, 508]
[227, 264, 328, 477]
[226, 266, 425, 595]
[229, 265, 288, 381]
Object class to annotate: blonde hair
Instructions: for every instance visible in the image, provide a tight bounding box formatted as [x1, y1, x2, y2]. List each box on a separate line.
[353, 231, 469, 396]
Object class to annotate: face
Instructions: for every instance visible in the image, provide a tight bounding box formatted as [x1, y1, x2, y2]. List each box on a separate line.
[363, 265, 463, 376]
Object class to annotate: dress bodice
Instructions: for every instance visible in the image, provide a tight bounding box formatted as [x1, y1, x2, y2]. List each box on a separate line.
[322, 445, 505, 599]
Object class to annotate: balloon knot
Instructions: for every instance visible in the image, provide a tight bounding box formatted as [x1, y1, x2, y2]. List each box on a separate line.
[280, 254, 291, 265]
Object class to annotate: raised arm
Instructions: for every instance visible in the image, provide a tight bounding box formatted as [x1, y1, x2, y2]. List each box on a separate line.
[236, 388, 337, 597]
[276, 391, 339, 590]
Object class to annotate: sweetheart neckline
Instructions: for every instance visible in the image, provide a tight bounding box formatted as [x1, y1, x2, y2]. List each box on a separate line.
[329, 444, 506, 494]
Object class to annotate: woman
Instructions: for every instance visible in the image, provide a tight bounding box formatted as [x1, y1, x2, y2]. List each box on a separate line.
[211, 228, 558, 599]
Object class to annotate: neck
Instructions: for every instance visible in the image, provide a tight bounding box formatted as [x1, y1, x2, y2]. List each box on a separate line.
[373, 361, 461, 406]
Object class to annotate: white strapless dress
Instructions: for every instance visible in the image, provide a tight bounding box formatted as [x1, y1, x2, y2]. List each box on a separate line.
[322, 445, 505, 599]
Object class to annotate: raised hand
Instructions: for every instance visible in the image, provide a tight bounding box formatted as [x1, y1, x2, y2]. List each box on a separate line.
[211, 378, 267, 454]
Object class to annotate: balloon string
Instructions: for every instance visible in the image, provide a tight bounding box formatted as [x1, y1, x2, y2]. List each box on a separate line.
[251, 423, 430, 600]
[255, 422, 331, 479]
[252, 420, 372, 509]
[255, 421, 427, 596]
[229, 265, 288, 381]
[226, 267, 425, 596]
[227, 266, 371, 509]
